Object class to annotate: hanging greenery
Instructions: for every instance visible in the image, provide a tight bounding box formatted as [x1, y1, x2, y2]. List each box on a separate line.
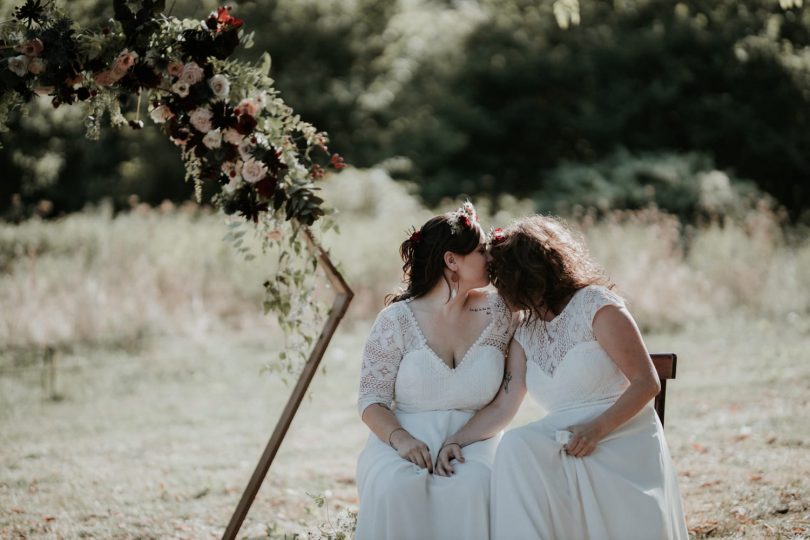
[0, 0, 347, 368]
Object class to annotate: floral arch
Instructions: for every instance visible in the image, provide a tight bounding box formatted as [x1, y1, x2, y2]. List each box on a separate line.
[1, 2, 353, 538]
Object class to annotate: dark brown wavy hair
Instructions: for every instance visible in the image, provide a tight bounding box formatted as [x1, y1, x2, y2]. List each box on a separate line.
[386, 214, 484, 305]
[489, 215, 613, 321]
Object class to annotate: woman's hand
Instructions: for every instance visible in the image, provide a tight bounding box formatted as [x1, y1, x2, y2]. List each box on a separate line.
[564, 421, 606, 458]
[435, 442, 465, 477]
[391, 430, 434, 473]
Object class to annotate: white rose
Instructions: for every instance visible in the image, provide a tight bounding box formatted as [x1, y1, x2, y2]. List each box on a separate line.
[189, 107, 213, 133]
[171, 81, 189, 97]
[241, 158, 268, 184]
[209, 74, 230, 100]
[180, 62, 204, 85]
[27, 57, 46, 75]
[8, 55, 29, 77]
[222, 128, 244, 146]
[253, 91, 267, 110]
[149, 104, 174, 124]
[203, 128, 222, 149]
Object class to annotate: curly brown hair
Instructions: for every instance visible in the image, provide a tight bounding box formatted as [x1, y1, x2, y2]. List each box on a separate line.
[489, 215, 613, 320]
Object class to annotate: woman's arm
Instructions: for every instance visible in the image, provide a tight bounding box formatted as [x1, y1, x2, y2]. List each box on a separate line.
[564, 304, 661, 457]
[361, 404, 434, 473]
[435, 339, 528, 476]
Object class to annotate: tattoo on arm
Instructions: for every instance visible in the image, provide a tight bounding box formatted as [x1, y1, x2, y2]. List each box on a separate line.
[502, 371, 512, 394]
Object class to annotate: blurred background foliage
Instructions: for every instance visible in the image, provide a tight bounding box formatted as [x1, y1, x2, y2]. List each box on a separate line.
[1, 0, 809, 222]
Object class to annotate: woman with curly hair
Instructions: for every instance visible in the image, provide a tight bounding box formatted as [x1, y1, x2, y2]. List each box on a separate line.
[355, 202, 517, 540]
[485, 215, 688, 539]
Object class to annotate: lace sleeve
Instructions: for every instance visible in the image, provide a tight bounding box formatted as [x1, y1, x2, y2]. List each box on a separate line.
[480, 293, 517, 355]
[580, 285, 626, 330]
[357, 305, 404, 416]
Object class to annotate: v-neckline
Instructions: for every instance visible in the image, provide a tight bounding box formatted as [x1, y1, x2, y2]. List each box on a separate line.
[402, 293, 496, 373]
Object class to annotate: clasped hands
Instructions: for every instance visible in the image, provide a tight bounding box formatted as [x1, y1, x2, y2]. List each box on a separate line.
[389, 430, 464, 476]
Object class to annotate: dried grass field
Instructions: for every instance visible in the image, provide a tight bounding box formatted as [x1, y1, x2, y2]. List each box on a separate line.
[1, 171, 809, 539]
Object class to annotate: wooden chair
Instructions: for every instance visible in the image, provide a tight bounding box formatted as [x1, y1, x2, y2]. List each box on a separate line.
[650, 353, 677, 427]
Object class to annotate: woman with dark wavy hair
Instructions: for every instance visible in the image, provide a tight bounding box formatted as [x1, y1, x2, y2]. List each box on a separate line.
[355, 202, 517, 540]
[485, 215, 688, 539]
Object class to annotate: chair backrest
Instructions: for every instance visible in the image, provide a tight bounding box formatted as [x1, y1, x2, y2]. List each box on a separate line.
[650, 353, 677, 427]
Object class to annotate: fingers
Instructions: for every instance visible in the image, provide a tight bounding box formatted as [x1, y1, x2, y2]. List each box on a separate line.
[437, 450, 454, 476]
[451, 445, 465, 463]
[423, 447, 434, 474]
[565, 435, 595, 457]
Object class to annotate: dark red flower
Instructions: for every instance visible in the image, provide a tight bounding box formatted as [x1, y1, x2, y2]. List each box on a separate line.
[235, 114, 257, 134]
[490, 228, 506, 246]
[330, 153, 346, 169]
[410, 230, 423, 244]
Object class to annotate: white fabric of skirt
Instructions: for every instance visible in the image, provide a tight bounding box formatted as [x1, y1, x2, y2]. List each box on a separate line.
[356, 408, 501, 540]
[490, 401, 688, 540]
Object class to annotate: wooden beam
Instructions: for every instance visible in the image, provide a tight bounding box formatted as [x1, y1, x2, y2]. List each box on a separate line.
[223, 226, 354, 540]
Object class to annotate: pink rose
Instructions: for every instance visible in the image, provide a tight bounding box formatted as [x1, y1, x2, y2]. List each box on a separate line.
[203, 129, 222, 149]
[27, 57, 46, 75]
[112, 49, 138, 77]
[171, 81, 190, 97]
[189, 107, 213, 133]
[234, 98, 258, 118]
[93, 70, 118, 87]
[167, 61, 184, 77]
[180, 62, 204, 85]
[8, 55, 29, 77]
[241, 158, 268, 184]
[208, 74, 230, 100]
[16, 38, 44, 57]
[149, 104, 174, 124]
[222, 128, 244, 146]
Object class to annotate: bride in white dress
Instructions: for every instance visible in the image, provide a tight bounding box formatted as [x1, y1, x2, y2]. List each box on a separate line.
[355, 202, 516, 540]
[485, 216, 689, 540]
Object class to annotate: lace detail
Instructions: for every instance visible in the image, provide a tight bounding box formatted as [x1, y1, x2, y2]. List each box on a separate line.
[358, 292, 516, 414]
[479, 293, 516, 355]
[516, 285, 625, 377]
[357, 303, 424, 414]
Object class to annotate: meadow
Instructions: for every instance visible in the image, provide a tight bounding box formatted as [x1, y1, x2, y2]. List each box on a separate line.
[1, 170, 809, 539]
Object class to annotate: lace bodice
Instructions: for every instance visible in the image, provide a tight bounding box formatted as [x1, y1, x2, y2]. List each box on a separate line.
[358, 292, 515, 414]
[516, 285, 631, 412]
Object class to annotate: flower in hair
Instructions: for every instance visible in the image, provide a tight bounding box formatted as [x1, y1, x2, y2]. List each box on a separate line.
[489, 227, 506, 246]
[448, 200, 479, 235]
[409, 228, 423, 244]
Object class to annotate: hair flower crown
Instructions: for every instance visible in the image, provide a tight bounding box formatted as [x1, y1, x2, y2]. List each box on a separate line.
[448, 201, 478, 235]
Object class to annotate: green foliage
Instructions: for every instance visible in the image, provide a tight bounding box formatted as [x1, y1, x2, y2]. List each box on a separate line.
[535, 149, 769, 221]
[2, 0, 810, 219]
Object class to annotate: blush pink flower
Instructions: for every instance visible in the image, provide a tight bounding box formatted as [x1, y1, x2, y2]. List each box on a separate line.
[112, 49, 138, 78]
[149, 104, 174, 124]
[189, 107, 213, 133]
[27, 57, 46, 75]
[222, 128, 244, 146]
[167, 61, 184, 77]
[234, 98, 258, 118]
[93, 69, 117, 86]
[16, 38, 44, 57]
[241, 158, 268, 184]
[180, 62, 204, 85]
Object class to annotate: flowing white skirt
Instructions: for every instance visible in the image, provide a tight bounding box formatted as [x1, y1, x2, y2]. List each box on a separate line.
[356, 408, 501, 540]
[491, 402, 688, 540]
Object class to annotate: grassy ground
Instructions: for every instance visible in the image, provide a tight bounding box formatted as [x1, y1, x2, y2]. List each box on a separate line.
[1, 170, 809, 538]
[1, 313, 808, 539]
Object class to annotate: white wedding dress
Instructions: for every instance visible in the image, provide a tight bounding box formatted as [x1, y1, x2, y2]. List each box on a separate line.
[491, 285, 688, 540]
[356, 291, 514, 540]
